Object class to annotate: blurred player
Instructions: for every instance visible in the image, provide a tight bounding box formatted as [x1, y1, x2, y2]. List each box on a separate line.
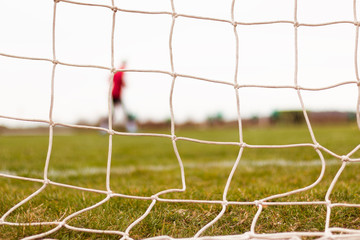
[108, 61, 137, 132]
[112, 61, 126, 108]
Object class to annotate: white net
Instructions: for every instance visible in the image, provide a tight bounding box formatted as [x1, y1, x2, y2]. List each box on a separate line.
[1, 0, 360, 239]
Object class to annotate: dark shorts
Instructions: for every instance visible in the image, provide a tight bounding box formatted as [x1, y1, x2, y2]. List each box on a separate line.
[112, 97, 121, 105]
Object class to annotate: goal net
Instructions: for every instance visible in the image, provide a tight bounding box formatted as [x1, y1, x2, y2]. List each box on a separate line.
[1, 0, 360, 239]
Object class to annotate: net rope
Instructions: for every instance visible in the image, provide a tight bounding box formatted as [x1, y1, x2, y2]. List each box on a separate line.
[1, 0, 360, 239]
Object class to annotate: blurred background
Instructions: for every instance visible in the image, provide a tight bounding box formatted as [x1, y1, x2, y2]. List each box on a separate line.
[0, 0, 358, 129]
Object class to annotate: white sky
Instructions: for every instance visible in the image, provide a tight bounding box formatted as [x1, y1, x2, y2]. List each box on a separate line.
[0, 0, 359, 127]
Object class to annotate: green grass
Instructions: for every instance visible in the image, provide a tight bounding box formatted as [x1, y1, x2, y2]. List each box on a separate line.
[0, 123, 360, 239]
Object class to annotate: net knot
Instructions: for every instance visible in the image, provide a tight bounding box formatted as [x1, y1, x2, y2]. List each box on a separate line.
[324, 232, 334, 240]
[242, 232, 251, 239]
[313, 142, 320, 150]
[294, 85, 301, 91]
[172, 13, 178, 19]
[341, 155, 350, 162]
[234, 83, 240, 89]
[54, 0, 61, 3]
[171, 135, 177, 141]
[254, 200, 262, 207]
[111, 6, 118, 12]
[52, 59, 59, 65]
[44, 179, 51, 185]
[325, 199, 332, 207]
[49, 120, 55, 127]
[357, 81, 360, 86]
[107, 191, 114, 197]
[240, 142, 247, 148]
[111, 68, 117, 74]
[151, 195, 159, 201]
[123, 233, 131, 239]
[109, 129, 115, 135]
[171, 72, 178, 78]
[231, 21, 237, 27]
[354, 21, 360, 27]
[222, 200, 228, 207]
[293, 21, 299, 28]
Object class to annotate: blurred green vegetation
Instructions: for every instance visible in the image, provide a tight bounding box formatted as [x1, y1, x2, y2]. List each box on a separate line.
[0, 123, 359, 239]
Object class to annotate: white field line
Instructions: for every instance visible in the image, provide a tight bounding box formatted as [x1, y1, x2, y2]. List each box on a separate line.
[1, 159, 341, 178]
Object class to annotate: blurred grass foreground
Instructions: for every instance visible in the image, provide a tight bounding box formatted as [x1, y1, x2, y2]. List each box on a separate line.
[0, 119, 360, 239]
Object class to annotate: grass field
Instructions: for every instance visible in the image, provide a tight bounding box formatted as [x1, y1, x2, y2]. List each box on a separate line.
[1, 123, 360, 239]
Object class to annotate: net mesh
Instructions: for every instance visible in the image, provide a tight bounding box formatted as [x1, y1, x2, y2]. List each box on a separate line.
[1, 0, 360, 239]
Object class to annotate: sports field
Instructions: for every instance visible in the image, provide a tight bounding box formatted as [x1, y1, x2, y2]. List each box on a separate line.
[0, 123, 360, 239]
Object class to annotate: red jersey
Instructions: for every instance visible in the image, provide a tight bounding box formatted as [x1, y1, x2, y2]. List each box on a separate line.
[112, 71, 124, 99]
